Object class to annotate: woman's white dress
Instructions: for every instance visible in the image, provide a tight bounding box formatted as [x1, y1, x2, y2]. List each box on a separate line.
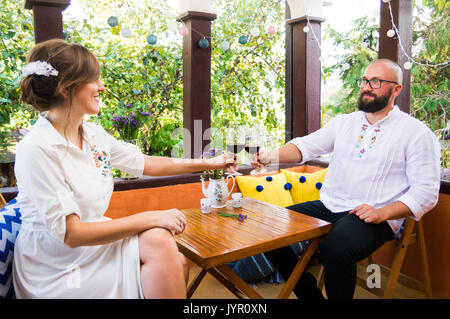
[13, 114, 145, 298]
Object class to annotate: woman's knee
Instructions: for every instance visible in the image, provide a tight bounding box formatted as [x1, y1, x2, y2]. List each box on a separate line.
[139, 228, 178, 261]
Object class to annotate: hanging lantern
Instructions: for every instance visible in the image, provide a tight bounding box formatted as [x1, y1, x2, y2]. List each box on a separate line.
[250, 27, 260, 37]
[303, 26, 310, 33]
[386, 29, 396, 37]
[107, 16, 119, 27]
[220, 40, 230, 51]
[199, 37, 209, 48]
[121, 28, 132, 38]
[403, 61, 413, 70]
[342, 63, 351, 70]
[179, 25, 189, 36]
[267, 25, 276, 34]
[147, 34, 157, 45]
[238, 35, 248, 45]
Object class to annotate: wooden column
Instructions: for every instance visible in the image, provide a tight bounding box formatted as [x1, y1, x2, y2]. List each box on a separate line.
[379, 0, 413, 113]
[286, 16, 325, 141]
[25, 0, 70, 44]
[177, 11, 217, 159]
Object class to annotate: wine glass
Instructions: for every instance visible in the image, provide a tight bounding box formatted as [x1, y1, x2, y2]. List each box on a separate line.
[225, 127, 244, 176]
[245, 129, 268, 176]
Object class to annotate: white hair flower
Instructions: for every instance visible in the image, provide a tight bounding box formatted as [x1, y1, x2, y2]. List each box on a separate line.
[22, 60, 59, 78]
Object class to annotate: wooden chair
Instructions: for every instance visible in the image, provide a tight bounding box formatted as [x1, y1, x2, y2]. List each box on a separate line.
[317, 218, 433, 299]
[0, 193, 6, 208]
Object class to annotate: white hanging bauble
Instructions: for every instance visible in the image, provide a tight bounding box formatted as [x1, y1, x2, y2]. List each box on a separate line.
[121, 28, 132, 38]
[220, 40, 230, 51]
[250, 27, 260, 37]
[386, 29, 396, 37]
[403, 61, 413, 70]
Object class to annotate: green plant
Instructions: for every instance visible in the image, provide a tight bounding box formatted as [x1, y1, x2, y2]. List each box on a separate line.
[0, 0, 35, 155]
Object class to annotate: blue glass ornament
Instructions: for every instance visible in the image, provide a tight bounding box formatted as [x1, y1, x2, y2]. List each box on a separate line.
[238, 35, 248, 45]
[316, 182, 322, 190]
[198, 37, 209, 48]
[266, 176, 273, 182]
[299, 176, 306, 183]
[147, 34, 157, 45]
[107, 16, 119, 27]
[284, 183, 292, 190]
[256, 185, 264, 192]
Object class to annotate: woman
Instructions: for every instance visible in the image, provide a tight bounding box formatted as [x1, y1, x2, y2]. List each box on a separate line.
[13, 39, 235, 299]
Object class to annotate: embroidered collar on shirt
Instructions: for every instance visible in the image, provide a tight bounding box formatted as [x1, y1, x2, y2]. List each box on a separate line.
[355, 106, 399, 158]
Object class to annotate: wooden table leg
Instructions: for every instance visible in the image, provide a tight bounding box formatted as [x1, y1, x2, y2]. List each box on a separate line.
[215, 264, 264, 299]
[277, 237, 319, 299]
[187, 268, 207, 299]
[207, 268, 247, 299]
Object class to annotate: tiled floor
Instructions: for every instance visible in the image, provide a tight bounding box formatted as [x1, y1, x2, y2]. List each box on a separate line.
[187, 263, 425, 299]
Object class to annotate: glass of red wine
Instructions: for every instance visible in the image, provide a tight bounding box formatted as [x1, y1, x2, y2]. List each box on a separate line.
[225, 127, 244, 176]
[245, 130, 268, 176]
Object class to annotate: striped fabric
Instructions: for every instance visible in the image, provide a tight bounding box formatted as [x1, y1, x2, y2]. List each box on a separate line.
[0, 198, 21, 299]
[227, 240, 309, 284]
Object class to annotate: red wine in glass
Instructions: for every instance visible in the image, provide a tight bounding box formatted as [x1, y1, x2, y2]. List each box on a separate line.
[245, 144, 260, 154]
[227, 144, 245, 155]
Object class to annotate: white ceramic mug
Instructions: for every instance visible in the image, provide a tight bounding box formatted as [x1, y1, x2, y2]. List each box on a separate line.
[232, 192, 242, 208]
[201, 198, 211, 214]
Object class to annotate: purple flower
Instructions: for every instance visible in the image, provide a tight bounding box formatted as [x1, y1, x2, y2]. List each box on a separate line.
[238, 213, 247, 221]
[125, 103, 133, 108]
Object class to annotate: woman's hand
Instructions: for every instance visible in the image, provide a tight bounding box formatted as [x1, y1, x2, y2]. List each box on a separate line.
[207, 153, 238, 174]
[147, 209, 187, 235]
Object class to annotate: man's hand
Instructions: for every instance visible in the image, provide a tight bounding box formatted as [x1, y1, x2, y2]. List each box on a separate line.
[349, 204, 387, 224]
[250, 150, 272, 169]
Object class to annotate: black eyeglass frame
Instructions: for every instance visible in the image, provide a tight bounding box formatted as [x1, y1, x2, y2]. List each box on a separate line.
[356, 78, 398, 89]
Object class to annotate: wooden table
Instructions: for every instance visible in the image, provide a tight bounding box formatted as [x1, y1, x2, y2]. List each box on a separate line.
[175, 197, 332, 299]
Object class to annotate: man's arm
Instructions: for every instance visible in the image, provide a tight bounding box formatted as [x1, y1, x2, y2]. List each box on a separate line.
[252, 143, 303, 168]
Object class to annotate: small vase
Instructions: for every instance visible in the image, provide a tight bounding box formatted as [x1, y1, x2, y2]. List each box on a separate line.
[120, 139, 140, 180]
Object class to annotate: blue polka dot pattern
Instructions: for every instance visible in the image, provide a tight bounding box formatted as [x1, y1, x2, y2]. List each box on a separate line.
[256, 185, 264, 192]
[299, 176, 306, 183]
[284, 183, 292, 190]
[266, 176, 273, 182]
[316, 182, 322, 190]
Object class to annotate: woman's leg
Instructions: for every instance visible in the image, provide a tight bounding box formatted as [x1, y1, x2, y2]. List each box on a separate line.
[138, 228, 188, 298]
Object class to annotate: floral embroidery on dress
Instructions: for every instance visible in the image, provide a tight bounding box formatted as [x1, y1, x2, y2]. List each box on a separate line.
[90, 145, 112, 177]
[355, 121, 385, 158]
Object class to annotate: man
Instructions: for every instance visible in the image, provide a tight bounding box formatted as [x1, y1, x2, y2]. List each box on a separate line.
[253, 59, 441, 299]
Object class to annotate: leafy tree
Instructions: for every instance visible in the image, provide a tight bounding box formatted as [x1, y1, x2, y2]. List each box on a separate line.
[321, 0, 449, 132]
[0, 0, 35, 155]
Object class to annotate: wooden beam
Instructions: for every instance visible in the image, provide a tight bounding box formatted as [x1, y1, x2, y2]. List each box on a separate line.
[378, 0, 413, 113]
[285, 4, 293, 143]
[177, 11, 217, 159]
[25, 0, 70, 44]
[286, 15, 325, 139]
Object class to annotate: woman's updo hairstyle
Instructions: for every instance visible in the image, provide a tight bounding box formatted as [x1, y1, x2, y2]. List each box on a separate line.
[20, 39, 101, 112]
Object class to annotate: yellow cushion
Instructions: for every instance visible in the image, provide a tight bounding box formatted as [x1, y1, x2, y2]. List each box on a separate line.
[236, 172, 294, 207]
[282, 168, 328, 204]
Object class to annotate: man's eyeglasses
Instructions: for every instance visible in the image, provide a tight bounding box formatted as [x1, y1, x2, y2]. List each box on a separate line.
[356, 78, 398, 89]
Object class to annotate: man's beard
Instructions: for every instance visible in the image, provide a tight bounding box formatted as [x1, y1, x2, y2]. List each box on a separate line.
[357, 87, 394, 113]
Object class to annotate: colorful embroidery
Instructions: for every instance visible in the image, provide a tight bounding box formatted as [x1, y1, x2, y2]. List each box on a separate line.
[90, 145, 112, 177]
[355, 121, 385, 158]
